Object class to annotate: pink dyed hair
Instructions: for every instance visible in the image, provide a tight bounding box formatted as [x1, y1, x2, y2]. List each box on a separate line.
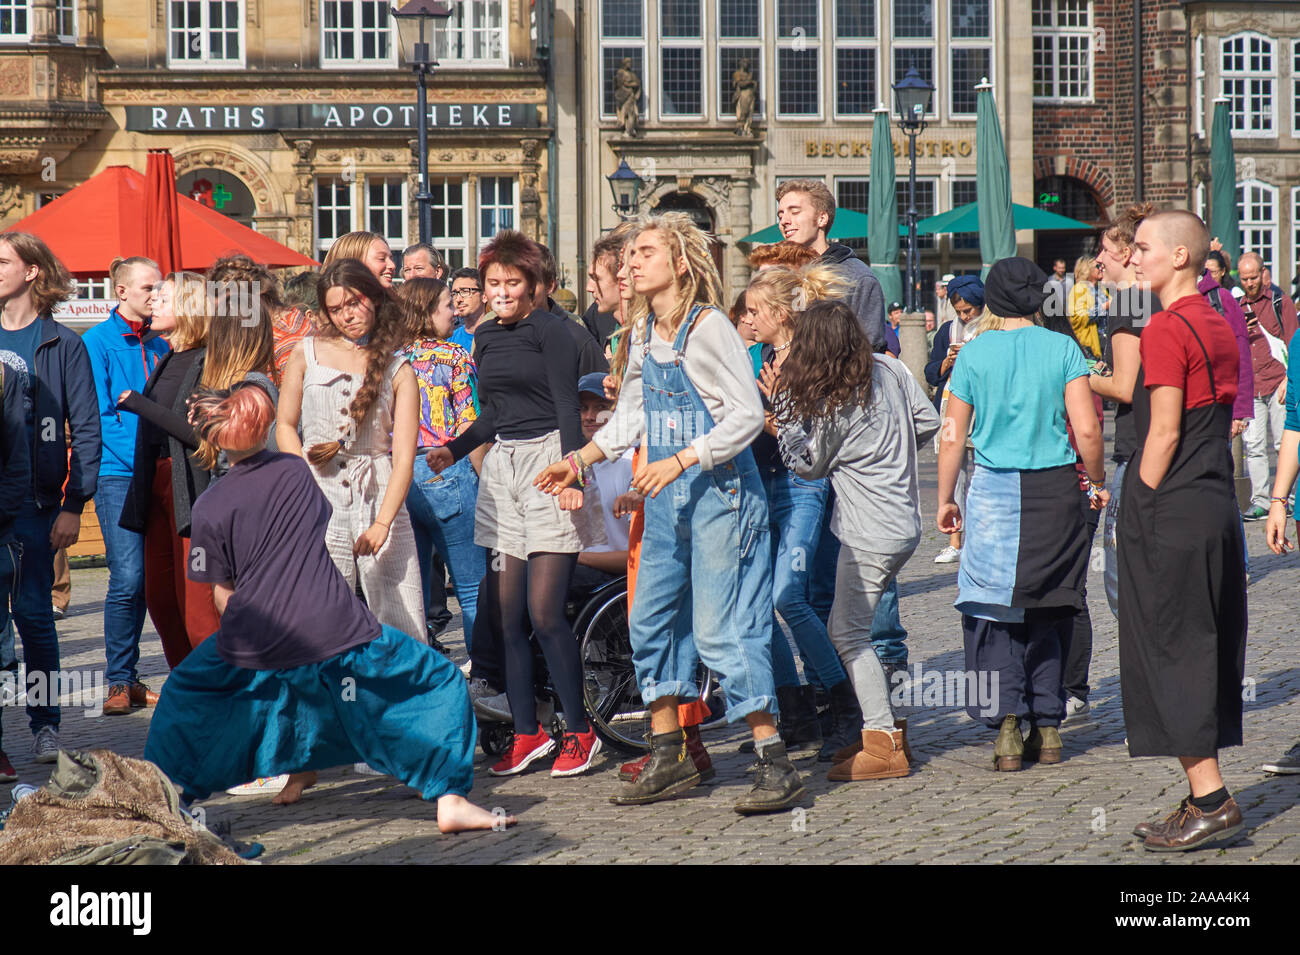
[189, 384, 275, 469]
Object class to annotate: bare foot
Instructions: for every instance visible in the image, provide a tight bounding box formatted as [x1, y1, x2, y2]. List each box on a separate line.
[272, 771, 317, 805]
[436, 793, 516, 833]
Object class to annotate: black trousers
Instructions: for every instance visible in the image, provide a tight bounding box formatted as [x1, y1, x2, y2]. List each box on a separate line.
[1061, 508, 1100, 701]
[962, 607, 1072, 729]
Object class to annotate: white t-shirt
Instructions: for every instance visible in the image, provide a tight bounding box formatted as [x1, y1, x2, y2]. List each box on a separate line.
[585, 449, 634, 554]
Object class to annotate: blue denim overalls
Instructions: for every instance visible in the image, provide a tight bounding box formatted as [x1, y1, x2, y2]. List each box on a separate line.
[628, 305, 777, 721]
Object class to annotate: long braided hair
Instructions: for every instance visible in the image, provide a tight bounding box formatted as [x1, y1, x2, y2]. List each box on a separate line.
[627, 213, 725, 345]
[308, 259, 407, 466]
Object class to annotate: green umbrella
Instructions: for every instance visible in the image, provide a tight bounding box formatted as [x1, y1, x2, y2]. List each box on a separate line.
[917, 201, 1095, 235]
[975, 81, 1016, 278]
[867, 106, 903, 305]
[1210, 98, 1240, 265]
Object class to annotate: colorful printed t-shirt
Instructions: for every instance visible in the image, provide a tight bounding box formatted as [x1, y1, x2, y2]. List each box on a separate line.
[405, 337, 478, 448]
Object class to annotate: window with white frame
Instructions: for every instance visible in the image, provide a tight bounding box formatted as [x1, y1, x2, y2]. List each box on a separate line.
[430, 179, 468, 270]
[478, 177, 516, 253]
[835, 176, 871, 250]
[321, 0, 394, 67]
[893, 0, 936, 118]
[834, 0, 877, 117]
[1238, 179, 1278, 270]
[1221, 32, 1276, 136]
[660, 0, 703, 117]
[897, 177, 937, 250]
[1194, 34, 1205, 138]
[75, 278, 112, 301]
[1294, 41, 1300, 139]
[600, 0, 646, 118]
[170, 1, 243, 66]
[315, 177, 356, 258]
[433, 0, 505, 66]
[57, 0, 75, 41]
[777, 0, 821, 117]
[950, 0, 991, 118]
[367, 177, 406, 257]
[718, 0, 762, 119]
[1293, 188, 1300, 287]
[0, 0, 28, 41]
[951, 178, 980, 250]
[1031, 0, 1092, 102]
[1195, 182, 1206, 221]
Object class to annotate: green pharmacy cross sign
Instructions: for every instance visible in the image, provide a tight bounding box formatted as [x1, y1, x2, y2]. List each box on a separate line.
[211, 183, 233, 210]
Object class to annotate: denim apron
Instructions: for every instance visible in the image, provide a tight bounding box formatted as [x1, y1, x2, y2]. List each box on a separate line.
[627, 305, 777, 721]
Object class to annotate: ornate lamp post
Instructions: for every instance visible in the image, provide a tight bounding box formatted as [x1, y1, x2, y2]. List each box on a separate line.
[606, 157, 644, 221]
[392, 1, 454, 245]
[892, 67, 935, 312]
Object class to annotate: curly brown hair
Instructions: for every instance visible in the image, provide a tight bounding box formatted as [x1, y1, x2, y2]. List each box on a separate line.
[773, 300, 874, 426]
[309, 259, 407, 466]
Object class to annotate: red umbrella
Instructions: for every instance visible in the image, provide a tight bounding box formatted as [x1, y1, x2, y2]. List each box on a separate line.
[6, 165, 318, 274]
[144, 150, 182, 275]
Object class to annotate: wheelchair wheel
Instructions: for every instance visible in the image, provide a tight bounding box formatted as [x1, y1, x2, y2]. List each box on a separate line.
[479, 723, 514, 758]
[578, 582, 716, 755]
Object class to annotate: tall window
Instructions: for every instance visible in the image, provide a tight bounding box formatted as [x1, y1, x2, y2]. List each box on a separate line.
[0, 0, 28, 41]
[1221, 32, 1276, 136]
[57, 0, 75, 41]
[660, 0, 703, 117]
[1238, 180, 1277, 269]
[1031, 0, 1092, 102]
[898, 178, 936, 250]
[893, 0, 935, 118]
[433, 0, 505, 66]
[430, 179, 468, 269]
[478, 177, 516, 253]
[1293, 188, 1300, 288]
[600, 0, 645, 118]
[950, 0, 991, 118]
[1194, 34, 1206, 138]
[315, 177, 356, 258]
[718, 0, 762, 119]
[321, 1, 394, 67]
[950, 178, 980, 250]
[834, 1, 876, 117]
[169, 1, 243, 66]
[367, 177, 406, 257]
[777, 0, 820, 117]
[1293, 41, 1300, 139]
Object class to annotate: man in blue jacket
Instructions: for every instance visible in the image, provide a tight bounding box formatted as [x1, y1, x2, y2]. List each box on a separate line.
[81, 256, 167, 716]
[0, 233, 101, 770]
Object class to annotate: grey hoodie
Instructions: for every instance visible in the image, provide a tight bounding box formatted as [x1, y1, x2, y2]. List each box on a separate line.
[817, 243, 888, 352]
[778, 354, 940, 553]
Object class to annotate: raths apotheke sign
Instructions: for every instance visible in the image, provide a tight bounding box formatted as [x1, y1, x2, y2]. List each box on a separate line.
[125, 103, 539, 132]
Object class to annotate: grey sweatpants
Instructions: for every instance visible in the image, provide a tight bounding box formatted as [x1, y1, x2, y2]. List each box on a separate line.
[828, 541, 917, 731]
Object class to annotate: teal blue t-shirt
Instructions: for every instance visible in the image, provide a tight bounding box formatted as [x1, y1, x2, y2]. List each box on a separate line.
[946, 325, 1090, 470]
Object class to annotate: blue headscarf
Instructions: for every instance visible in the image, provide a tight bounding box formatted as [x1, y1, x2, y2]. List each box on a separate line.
[946, 274, 985, 309]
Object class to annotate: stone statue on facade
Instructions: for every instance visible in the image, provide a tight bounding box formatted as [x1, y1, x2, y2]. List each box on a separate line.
[731, 58, 757, 137]
[614, 58, 641, 137]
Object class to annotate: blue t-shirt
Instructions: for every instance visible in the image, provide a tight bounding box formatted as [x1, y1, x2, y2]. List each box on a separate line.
[947, 325, 1090, 471]
[0, 319, 41, 448]
[449, 324, 474, 354]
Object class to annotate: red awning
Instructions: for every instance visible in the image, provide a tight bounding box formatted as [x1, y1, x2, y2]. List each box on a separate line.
[6, 165, 317, 275]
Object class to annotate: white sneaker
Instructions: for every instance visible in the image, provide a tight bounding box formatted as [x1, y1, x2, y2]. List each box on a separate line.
[474, 691, 512, 722]
[226, 775, 290, 796]
[934, 545, 961, 564]
[1063, 696, 1090, 722]
[32, 726, 59, 764]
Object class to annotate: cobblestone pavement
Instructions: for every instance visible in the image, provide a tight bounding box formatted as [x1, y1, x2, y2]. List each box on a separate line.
[3, 449, 1297, 864]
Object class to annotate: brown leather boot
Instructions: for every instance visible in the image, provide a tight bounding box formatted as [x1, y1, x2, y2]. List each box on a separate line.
[832, 718, 911, 763]
[683, 724, 715, 782]
[827, 728, 909, 781]
[129, 681, 160, 708]
[103, 683, 132, 716]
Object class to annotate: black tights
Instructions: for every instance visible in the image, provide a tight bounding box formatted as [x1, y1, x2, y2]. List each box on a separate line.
[487, 552, 588, 735]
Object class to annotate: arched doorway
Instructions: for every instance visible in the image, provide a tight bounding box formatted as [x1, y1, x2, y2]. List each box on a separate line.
[653, 191, 724, 278]
[177, 169, 257, 229]
[1034, 175, 1104, 273]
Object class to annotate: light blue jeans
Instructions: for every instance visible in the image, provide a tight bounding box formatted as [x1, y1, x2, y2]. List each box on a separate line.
[94, 475, 147, 686]
[406, 455, 486, 649]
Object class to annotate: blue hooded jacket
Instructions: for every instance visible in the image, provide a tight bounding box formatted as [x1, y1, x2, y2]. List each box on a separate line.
[81, 307, 169, 478]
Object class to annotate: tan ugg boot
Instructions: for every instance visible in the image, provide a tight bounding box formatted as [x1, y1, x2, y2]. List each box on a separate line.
[832, 718, 911, 763]
[827, 728, 910, 781]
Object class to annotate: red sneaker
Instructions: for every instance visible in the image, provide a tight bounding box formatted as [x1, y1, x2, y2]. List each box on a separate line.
[0, 750, 16, 783]
[551, 728, 603, 778]
[488, 727, 556, 776]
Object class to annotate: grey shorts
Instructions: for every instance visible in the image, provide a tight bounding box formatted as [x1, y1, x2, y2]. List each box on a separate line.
[475, 431, 606, 561]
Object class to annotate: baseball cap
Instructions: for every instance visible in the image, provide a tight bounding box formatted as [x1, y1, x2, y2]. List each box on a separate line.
[888, 301, 903, 311]
[578, 372, 608, 398]
[940, 273, 955, 284]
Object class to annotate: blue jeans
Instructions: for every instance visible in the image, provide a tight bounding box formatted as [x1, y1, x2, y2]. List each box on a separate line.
[763, 469, 847, 688]
[2, 506, 62, 744]
[809, 500, 909, 674]
[407, 456, 486, 649]
[1103, 459, 1125, 618]
[95, 475, 147, 686]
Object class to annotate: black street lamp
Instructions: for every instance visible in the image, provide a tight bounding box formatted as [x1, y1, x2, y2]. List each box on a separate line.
[606, 157, 643, 220]
[892, 66, 935, 313]
[393, 1, 453, 246]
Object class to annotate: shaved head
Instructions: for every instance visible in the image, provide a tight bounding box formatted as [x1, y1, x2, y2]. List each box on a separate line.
[1237, 251, 1264, 273]
[1145, 210, 1210, 274]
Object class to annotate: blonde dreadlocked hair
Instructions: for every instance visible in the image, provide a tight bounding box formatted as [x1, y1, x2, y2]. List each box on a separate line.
[628, 213, 724, 344]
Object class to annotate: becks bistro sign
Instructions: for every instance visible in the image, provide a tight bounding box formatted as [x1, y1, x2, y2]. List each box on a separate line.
[125, 103, 538, 132]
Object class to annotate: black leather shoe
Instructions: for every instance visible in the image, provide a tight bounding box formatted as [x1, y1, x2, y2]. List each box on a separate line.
[1142, 797, 1245, 852]
[610, 729, 699, 805]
